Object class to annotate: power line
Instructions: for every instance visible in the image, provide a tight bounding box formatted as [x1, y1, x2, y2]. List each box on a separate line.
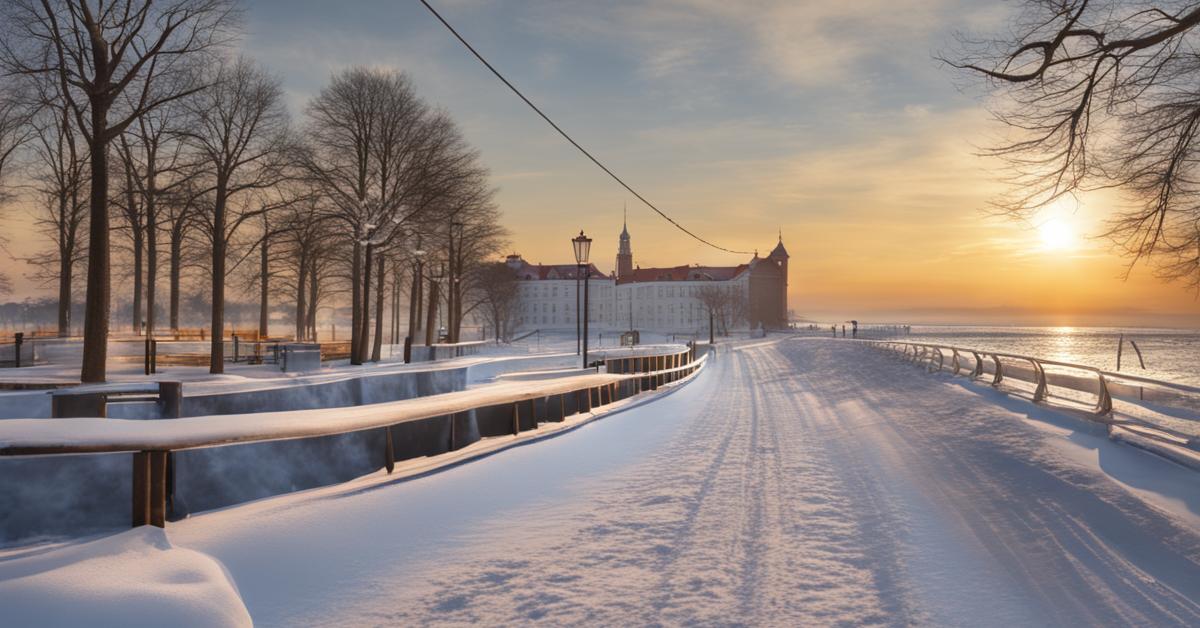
[415, 0, 754, 256]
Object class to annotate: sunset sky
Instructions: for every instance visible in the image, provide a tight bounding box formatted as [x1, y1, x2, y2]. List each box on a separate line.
[5, 0, 1199, 327]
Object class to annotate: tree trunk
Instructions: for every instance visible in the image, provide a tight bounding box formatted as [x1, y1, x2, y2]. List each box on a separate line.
[131, 226, 143, 335]
[307, 268, 318, 342]
[80, 122, 111, 383]
[209, 181, 227, 374]
[424, 276, 438, 346]
[259, 230, 269, 338]
[295, 256, 307, 342]
[350, 240, 362, 364]
[57, 247, 72, 338]
[358, 243, 373, 363]
[57, 207, 72, 338]
[145, 160, 158, 337]
[372, 254, 384, 361]
[169, 231, 181, 334]
[408, 261, 422, 340]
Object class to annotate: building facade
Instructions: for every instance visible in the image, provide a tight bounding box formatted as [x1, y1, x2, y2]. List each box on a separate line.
[509, 219, 789, 333]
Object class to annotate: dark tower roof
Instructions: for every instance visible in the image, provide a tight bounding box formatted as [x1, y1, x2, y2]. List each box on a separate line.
[769, 233, 789, 259]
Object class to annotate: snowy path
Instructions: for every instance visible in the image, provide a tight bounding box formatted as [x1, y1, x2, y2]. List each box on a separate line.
[7, 338, 1200, 626]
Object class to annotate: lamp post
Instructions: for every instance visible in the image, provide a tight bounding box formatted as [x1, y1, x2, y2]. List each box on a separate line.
[572, 230, 592, 369]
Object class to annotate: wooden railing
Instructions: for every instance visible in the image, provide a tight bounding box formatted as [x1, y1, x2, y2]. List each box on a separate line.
[0, 348, 711, 528]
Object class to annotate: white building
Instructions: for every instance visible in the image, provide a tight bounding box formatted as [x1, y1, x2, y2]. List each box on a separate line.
[508, 219, 789, 334]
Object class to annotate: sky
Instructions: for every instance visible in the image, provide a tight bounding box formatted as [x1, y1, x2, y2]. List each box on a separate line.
[5, 0, 1200, 327]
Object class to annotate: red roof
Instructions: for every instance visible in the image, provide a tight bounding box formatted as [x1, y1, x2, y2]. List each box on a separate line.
[617, 264, 748, 285]
[507, 257, 604, 281]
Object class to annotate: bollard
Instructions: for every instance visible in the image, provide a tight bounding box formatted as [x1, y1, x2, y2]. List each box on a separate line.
[232, 333, 239, 363]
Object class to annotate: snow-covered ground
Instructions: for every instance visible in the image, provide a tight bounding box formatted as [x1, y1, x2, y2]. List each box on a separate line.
[3, 337, 1199, 625]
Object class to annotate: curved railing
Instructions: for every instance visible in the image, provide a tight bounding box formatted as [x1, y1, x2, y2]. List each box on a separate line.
[0, 348, 712, 529]
[863, 339, 1200, 451]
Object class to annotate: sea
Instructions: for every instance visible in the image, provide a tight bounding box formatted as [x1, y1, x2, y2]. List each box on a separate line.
[862, 326, 1200, 387]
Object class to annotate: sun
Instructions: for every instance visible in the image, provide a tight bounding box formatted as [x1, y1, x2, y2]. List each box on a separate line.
[1038, 218, 1075, 251]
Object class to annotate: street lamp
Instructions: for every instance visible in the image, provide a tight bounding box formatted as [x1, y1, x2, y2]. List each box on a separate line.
[572, 230, 593, 369]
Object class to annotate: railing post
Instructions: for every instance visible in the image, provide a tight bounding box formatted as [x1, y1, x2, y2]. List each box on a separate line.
[384, 426, 395, 473]
[1032, 360, 1048, 402]
[991, 355, 1004, 386]
[144, 450, 167, 528]
[132, 451, 150, 527]
[1096, 374, 1113, 415]
[512, 402, 521, 435]
[972, 352, 984, 377]
[151, 451, 167, 527]
[951, 349, 960, 375]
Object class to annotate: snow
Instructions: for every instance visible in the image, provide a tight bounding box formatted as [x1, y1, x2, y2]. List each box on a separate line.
[3, 338, 1200, 625]
[0, 527, 250, 627]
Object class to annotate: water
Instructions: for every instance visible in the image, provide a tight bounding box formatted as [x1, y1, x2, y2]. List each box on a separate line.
[865, 326, 1200, 387]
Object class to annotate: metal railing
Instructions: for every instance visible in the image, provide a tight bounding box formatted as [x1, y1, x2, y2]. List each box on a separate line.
[865, 340, 1200, 451]
[0, 346, 712, 529]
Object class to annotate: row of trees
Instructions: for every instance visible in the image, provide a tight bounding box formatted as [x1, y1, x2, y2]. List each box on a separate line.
[0, 0, 508, 381]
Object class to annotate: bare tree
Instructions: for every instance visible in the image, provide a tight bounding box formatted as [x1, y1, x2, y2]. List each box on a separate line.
[162, 177, 202, 333]
[185, 57, 292, 373]
[304, 68, 450, 363]
[0, 83, 31, 206]
[116, 97, 197, 336]
[23, 98, 88, 336]
[0, 0, 238, 381]
[697, 284, 747, 336]
[474, 260, 519, 342]
[949, 1, 1200, 290]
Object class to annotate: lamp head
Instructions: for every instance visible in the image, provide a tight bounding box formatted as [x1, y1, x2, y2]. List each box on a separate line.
[572, 230, 592, 265]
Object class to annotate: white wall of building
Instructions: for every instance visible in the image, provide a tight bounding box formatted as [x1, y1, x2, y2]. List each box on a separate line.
[513, 275, 749, 333]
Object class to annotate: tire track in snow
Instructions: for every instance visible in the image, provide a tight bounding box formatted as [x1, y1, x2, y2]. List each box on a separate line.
[782, 339, 1200, 626]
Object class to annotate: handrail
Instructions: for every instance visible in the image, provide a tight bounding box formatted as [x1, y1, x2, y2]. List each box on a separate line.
[0, 353, 709, 457]
[0, 352, 709, 528]
[861, 340, 1200, 446]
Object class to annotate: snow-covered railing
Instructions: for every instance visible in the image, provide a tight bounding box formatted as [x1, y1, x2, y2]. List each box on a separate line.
[0, 350, 710, 529]
[602, 344, 696, 375]
[864, 340, 1200, 449]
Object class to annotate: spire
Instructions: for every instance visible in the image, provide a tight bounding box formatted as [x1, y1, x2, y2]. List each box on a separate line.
[770, 230, 789, 258]
[621, 202, 629, 237]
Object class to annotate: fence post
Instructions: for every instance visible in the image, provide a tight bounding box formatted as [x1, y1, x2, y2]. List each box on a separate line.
[991, 355, 1004, 386]
[1095, 374, 1114, 415]
[384, 426, 395, 474]
[951, 349, 961, 375]
[13, 332, 22, 368]
[1032, 360, 1048, 402]
[512, 402, 520, 435]
[972, 352, 984, 378]
[132, 452, 150, 527]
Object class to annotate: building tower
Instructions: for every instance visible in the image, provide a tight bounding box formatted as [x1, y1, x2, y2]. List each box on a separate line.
[616, 207, 633, 280]
[768, 232, 789, 325]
